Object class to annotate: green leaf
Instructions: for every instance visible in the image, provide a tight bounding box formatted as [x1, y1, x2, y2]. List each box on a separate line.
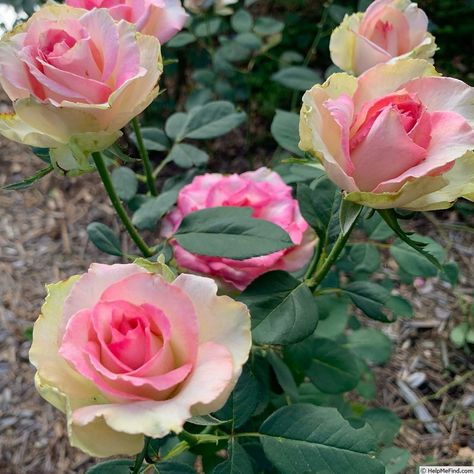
[363, 213, 394, 241]
[188, 414, 230, 426]
[168, 144, 209, 168]
[166, 32, 196, 48]
[215, 367, 260, 428]
[111, 166, 138, 201]
[234, 32, 262, 51]
[340, 201, 363, 235]
[260, 404, 385, 474]
[238, 271, 318, 345]
[153, 461, 197, 473]
[217, 42, 252, 63]
[306, 337, 361, 393]
[132, 190, 178, 230]
[272, 66, 321, 91]
[86, 460, 133, 473]
[356, 361, 376, 400]
[87, 222, 122, 256]
[179, 101, 246, 140]
[343, 281, 391, 322]
[450, 323, 469, 347]
[31, 147, 51, 164]
[386, 295, 413, 318]
[213, 441, 254, 474]
[271, 110, 303, 156]
[130, 126, 170, 151]
[378, 447, 410, 474]
[194, 18, 222, 37]
[362, 408, 401, 446]
[266, 350, 299, 400]
[254, 17, 284, 35]
[390, 235, 445, 278]
[165, 112, 188, 140]
[231, 9, 253, 32]
[274, 163, 325, 185]
[174, 207, 293, 260]
[347, 328, 392, 365]
[349, 244, 381, 273]
[2, 165, 53, 190]
[287, 336, 361, 394]
[314, 296, 349, 339]
[378, 209, 443, 271]
[297, 177, 339, 242]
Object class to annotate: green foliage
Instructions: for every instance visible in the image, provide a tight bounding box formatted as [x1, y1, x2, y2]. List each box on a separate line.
[111, 167, 138, 202]
[132, 190, 178, 230]
[2, 165, 53, 190]
[272, 66, 322, 91]
[212, 441, 254, 474]
[238, 271, 318, 344]
[174, 207, 294, 260]
[271, 110, 303, 156]
[260, 405, 385, 474]
[287, 337, 361, 394]
[86, 460, 134, 473]
[87, 222, 122, 257]
[215, 367, 260, 428]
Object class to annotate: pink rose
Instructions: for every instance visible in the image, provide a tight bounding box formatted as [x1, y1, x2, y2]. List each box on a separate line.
[330, 0, 436, 76]
[299, 60, 474, 210]
[0, 5, 162, 171]
[65, 0, 188, 43]
[161, 168, 316, 291]
[29, 262, 251, 456]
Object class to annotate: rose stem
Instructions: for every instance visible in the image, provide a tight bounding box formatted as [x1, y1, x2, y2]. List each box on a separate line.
[132, 436, 151, 474]
[92, 151, 154, 257]
[306, 215, 359, 290]
[131, 116, 158, 196]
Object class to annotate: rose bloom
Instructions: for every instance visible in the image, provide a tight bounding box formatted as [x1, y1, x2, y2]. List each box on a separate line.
[65, 0, 188, 43]
[0, 5, 162, 172]
[184, 0, 237, 15]
[29, 262, 251, 456]
[299, 59, 474, 211]
[330, 0, 436, 76]
[161, 168, 316, 291]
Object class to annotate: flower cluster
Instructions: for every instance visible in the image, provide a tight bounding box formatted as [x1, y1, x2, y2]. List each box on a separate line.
[0, 0, 471, 465]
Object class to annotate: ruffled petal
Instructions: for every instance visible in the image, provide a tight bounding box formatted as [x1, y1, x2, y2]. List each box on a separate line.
[71, 342, 234, 438]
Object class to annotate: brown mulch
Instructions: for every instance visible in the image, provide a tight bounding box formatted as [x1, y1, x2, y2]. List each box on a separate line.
[0, 105, 473, 472]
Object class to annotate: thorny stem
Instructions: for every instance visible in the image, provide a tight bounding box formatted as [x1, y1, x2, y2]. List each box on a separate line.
[131, 117, 157, 196]
[92, 152, 153, 257]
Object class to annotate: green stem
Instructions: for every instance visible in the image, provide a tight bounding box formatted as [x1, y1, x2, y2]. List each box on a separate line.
[92, 152, 153, 257]
[306, 224, 356, 290]
[132, 436, 151, 474]
[290, 0, 333, 110]
[304, 239, 323, 280]
[303, 0, 333, 67]
[131, 117, 157, 196]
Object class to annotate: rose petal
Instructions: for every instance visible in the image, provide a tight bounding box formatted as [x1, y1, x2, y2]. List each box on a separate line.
[351, 106, 427, 191]
[100, 273, 199, 367]
[71, 341, 234, 438]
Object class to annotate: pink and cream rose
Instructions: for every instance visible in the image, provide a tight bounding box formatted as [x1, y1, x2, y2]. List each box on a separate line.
[161, 168, 316, 291]
[29, 262, 251, 457]
[299, 59, 474, 211]
[330, 0, 436, 76]
[0, 5, 162, 172]
[65, 0, 188, 43]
